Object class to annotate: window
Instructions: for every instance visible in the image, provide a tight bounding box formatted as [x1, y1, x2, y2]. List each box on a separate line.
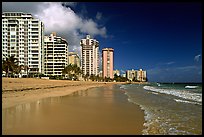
[10, 28, 15, 31]
[11, 35, 15, 38]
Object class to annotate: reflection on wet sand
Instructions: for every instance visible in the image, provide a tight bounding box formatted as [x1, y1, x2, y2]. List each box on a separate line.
[2, 85, 144, 135]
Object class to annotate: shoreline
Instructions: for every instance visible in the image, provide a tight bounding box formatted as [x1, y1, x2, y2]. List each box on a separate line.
[2, 78, 124, 109]
[2, 78, 145, 135]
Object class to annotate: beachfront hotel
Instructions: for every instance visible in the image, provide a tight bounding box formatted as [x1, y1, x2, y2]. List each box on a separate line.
[80, 35, 99, 76]
[126, 69, 137, 81]
[44, 32, 68, 76]
[102, 48, 114, 79]
[68, 52, 80, 68]
[126, 69, 147, 82]
[2, 12, 44, 75]
[137, 69, 147, 82]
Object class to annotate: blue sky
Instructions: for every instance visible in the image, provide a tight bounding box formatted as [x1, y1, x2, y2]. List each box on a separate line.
[76, 2, 202, 83]
[2, 2, 202, 83]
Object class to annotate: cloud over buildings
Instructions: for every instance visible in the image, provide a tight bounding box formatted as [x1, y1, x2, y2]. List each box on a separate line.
[2, 2, 107, 55]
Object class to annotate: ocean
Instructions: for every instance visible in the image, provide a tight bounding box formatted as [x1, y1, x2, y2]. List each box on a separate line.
[119, 82, 202, 135]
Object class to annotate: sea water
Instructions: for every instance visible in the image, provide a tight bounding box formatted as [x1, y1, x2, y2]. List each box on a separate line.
[119, 83, 202, 135]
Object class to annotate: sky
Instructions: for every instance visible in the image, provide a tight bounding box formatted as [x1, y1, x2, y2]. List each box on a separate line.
[2, 2, 202, 83]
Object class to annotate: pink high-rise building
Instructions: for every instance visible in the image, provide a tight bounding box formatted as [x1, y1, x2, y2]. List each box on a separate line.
[102, 48, 114, 79]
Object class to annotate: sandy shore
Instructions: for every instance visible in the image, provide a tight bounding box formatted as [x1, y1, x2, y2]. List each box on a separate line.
[2, 78, 121, 109]
[2, 78, 145, 135]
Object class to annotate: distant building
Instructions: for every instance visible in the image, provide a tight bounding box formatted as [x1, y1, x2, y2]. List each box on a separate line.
[80, 35, 99, 76]
[2, 12, 44, 75]
[137, 69, 147, 82]
[99, 70, 103, 77]
[102, 48, 114, 79]
[126, 69, 137, 81]
[113, 69, 120, 76]
[126, 68, 147, 82]
[68, 52, 80, 68]
[121, 73, 126, 78]
[44, 32, 68, 76]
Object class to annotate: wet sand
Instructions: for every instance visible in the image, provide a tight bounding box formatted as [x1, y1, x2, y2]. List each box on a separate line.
[2, 78, 145, 135]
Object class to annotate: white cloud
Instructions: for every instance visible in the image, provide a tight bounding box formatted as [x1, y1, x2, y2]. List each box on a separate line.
[80, 19, 107, 37]
[194, 54, 201, 62]
[166, 61, 175, 65]
[96, 12, 102, 20]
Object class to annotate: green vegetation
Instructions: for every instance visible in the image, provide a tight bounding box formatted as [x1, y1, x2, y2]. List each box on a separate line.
[62, 64, 82, 80]
[2, 55, 19, 77]
[113, 74, 128, 82]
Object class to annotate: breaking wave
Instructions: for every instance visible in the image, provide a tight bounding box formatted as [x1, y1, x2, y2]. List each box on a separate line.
[143, 86, 202, 103]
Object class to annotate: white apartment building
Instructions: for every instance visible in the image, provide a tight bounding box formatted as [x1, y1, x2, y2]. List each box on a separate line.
[44, 32, 68, 76]
[126, 69, 147, 82]
[137, 69, 147, 82]
[126, 69, 137, 81]
[80, 35, 99, 76]
[2, 12, 44, 75]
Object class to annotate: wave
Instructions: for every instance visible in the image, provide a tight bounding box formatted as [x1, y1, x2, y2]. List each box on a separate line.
[143, 86, 202, 103]
[185, 86, 198, 89]
[119, 85, 127, 89]
[174, 99, 202, 105]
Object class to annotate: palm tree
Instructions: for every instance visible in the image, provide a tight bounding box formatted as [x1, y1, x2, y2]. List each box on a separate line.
[62, 64, 82, 80]
[2, 55, 19, 77]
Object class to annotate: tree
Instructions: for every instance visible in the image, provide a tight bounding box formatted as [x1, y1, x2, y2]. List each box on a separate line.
[62, 64, 82, 80]
[2, 55, 19, 77]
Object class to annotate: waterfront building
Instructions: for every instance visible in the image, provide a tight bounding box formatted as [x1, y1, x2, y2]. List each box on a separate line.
[44, 32, 68, 76]
[2, 12, 44, 75]
[102, 48, 114, 79]
[68, 52, 80, 68]
[137, 69, 147, 82]
[80, 35, 99, 76]
[126, 69, 137, 81]
[113, 69, 120, 77]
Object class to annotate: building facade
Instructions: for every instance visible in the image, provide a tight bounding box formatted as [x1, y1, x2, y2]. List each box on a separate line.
[126, 69, 137, 81]
[68, 52, 80, 68]
[126, 69, 147, 82]
[80, 35, 99, 76]
[102, 48, 114, 79]
[2, 12, 44, 75]
[137, 69, 147, 82]
[44, 32, 68, 76]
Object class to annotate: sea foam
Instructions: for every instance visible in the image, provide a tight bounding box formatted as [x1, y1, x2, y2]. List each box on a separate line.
[143, 86, 202, 103]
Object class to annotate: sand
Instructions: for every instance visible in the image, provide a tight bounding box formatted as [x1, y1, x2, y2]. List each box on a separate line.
[2, 78, 119, 109]
[2, 78, 145, 135]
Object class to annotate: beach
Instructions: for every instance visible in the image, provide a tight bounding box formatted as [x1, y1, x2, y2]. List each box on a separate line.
[2, 78, 116, 109]
[2, 78, 145, 135]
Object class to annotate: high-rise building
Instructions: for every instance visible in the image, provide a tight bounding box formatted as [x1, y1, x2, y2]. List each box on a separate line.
[2, 12, 44, 75]
[68, 52, 80, 68]
[80, 35, 99, 76]
[137, 69, 147, 82]
[102, 48, 114, 79]
[44, 32, 68, 76]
